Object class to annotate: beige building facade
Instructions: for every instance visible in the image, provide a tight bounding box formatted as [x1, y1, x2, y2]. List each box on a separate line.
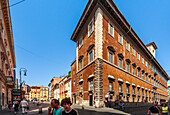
[0, 0, 16, 110]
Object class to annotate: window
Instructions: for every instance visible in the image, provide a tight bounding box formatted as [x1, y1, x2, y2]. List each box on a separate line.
[80, 74, 82, 78]
[152, 66, 153, 71]
[137, 52, 140, 60]
[132, 66, 135, 75]
[118, 58, 122, 68]
[132, 87, 135, 94]
[89, 50, 93, 62]
[109, 81, 113, 91]
[145, 60, 147, 67]
[142, 57, 144, 64]
[73, 80, 75, 85]
[145, 74, 147, 81]
[149, 76, 150, 82]
[88, 20, 93, 37]
[80, 59, 83, 69]
[79, 37, 83, 48]
[137, 88, 140, 95]
[149, 63, 150, 69]
[145, 90, 147, 97]
[89, 80, 93, 91]
[142, 89, 144, 96]
[142, 72, 144, 79]
[118, 33, 123, 45]
[137, 69, 140, 77]
[126, 41, 130, 51]
[126, 85, 129, 94]
[118, 84, 122, 92]
[126, 62, 129, 72]
[109, 52, 113, 63]
[132, 47, 136, 56]
[108, 22, 114, 37]
[80, 84, 83, 92]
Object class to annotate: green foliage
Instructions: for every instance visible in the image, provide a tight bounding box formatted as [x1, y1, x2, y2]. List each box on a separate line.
[68, 71, 71, 77]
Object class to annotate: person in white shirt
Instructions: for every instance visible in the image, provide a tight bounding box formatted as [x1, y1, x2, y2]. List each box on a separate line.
[20, 98, 29, 114]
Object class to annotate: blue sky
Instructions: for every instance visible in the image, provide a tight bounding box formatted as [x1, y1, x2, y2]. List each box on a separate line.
[9, 0, 170, 87]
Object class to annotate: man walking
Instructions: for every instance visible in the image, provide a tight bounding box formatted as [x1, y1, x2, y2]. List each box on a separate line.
[20, 98, 29, 114]
[147, 103, 160, 115]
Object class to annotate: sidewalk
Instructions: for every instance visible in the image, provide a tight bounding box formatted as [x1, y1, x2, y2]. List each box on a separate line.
[72, 104, 130, 115]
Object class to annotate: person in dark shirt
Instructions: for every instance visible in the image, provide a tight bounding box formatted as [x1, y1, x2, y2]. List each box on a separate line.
[62, 98, 79, 115]
[147, 103, 160, 115]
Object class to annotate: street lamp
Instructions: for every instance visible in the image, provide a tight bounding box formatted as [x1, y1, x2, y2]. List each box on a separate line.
[20, 68, 27, 101]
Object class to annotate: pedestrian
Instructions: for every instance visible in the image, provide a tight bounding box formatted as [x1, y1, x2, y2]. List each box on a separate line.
[115, 97, 118, 106]
[160, 103, 170, 115]
[8, 101, 12, 112]
[147, 103, 160, 115]
[48, 99, 64, 115]
[14, 101, 19, 114]
[20, 98, 29, 114]
[61, 98, 79, 115]
[120, 100, 124, 111]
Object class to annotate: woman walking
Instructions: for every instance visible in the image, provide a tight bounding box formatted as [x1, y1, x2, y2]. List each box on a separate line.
[14, 101, 19, 114]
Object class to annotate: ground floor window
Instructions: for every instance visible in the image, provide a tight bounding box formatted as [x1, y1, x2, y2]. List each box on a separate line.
[127, 96, 129, 102]
[118, 84, 122, 92]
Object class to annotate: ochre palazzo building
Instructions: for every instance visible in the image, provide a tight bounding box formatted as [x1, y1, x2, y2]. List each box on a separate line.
[71, 0, 169, 107]
[0, 0, 16, 110]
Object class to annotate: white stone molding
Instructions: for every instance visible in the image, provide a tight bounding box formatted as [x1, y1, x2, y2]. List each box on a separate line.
[126, 81, 130, 84]
[108, 75, 115, 79]
[95, 8, 103, 59]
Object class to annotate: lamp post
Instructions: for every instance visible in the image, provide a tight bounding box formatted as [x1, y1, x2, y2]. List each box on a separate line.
[20, 68, 27, 101]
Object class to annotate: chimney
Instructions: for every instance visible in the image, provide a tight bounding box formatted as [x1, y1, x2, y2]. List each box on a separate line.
[146, 42, 157, 58]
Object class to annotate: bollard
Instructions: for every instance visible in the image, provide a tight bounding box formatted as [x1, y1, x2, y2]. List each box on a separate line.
[39, 106, 42, 113]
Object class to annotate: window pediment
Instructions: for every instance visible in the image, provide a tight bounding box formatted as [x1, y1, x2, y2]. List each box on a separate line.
[125, 59, 131, 64]
[87, 44, 94, 52]
[78, 55, 84, 61]
[141, 70, 145, 73]
[107, 46, 116, 53]
[132, 63, 137, 67]
[137, 67, 141, 70]
[117, 53, 124, 59]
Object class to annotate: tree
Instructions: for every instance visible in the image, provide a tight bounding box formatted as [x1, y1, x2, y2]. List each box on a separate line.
[68, 71, 71, 77]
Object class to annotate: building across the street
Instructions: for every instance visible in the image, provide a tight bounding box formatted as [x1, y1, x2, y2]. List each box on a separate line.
[48, 77, 61, 101]
[22, 84, 31, 101]
[0, 0, 16, 110]
[70, 0, 169, 107]
[59, 75, 71, 102]
[29, 86, 48, 101]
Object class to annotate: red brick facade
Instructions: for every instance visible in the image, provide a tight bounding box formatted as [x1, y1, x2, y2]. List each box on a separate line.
[71, 0, 168, 107]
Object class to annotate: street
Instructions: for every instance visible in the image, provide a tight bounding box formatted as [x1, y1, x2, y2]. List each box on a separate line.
[1, 102, 170, 115]
[1, 102, 130, 115]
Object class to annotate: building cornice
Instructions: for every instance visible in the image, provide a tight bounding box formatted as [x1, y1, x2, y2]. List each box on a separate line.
[0, 0, 16, 68]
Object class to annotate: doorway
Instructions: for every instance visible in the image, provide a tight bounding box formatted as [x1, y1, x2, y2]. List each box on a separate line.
[2, 93, 4, 106]
[74, 95, 76, 104]
[89, 95, 93, 106]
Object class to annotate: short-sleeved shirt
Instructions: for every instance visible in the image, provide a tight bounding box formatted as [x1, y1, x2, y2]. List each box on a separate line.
[53, 107, 64, 115]
[149, 106, 159, 113]
[62, 109, 79, 115]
